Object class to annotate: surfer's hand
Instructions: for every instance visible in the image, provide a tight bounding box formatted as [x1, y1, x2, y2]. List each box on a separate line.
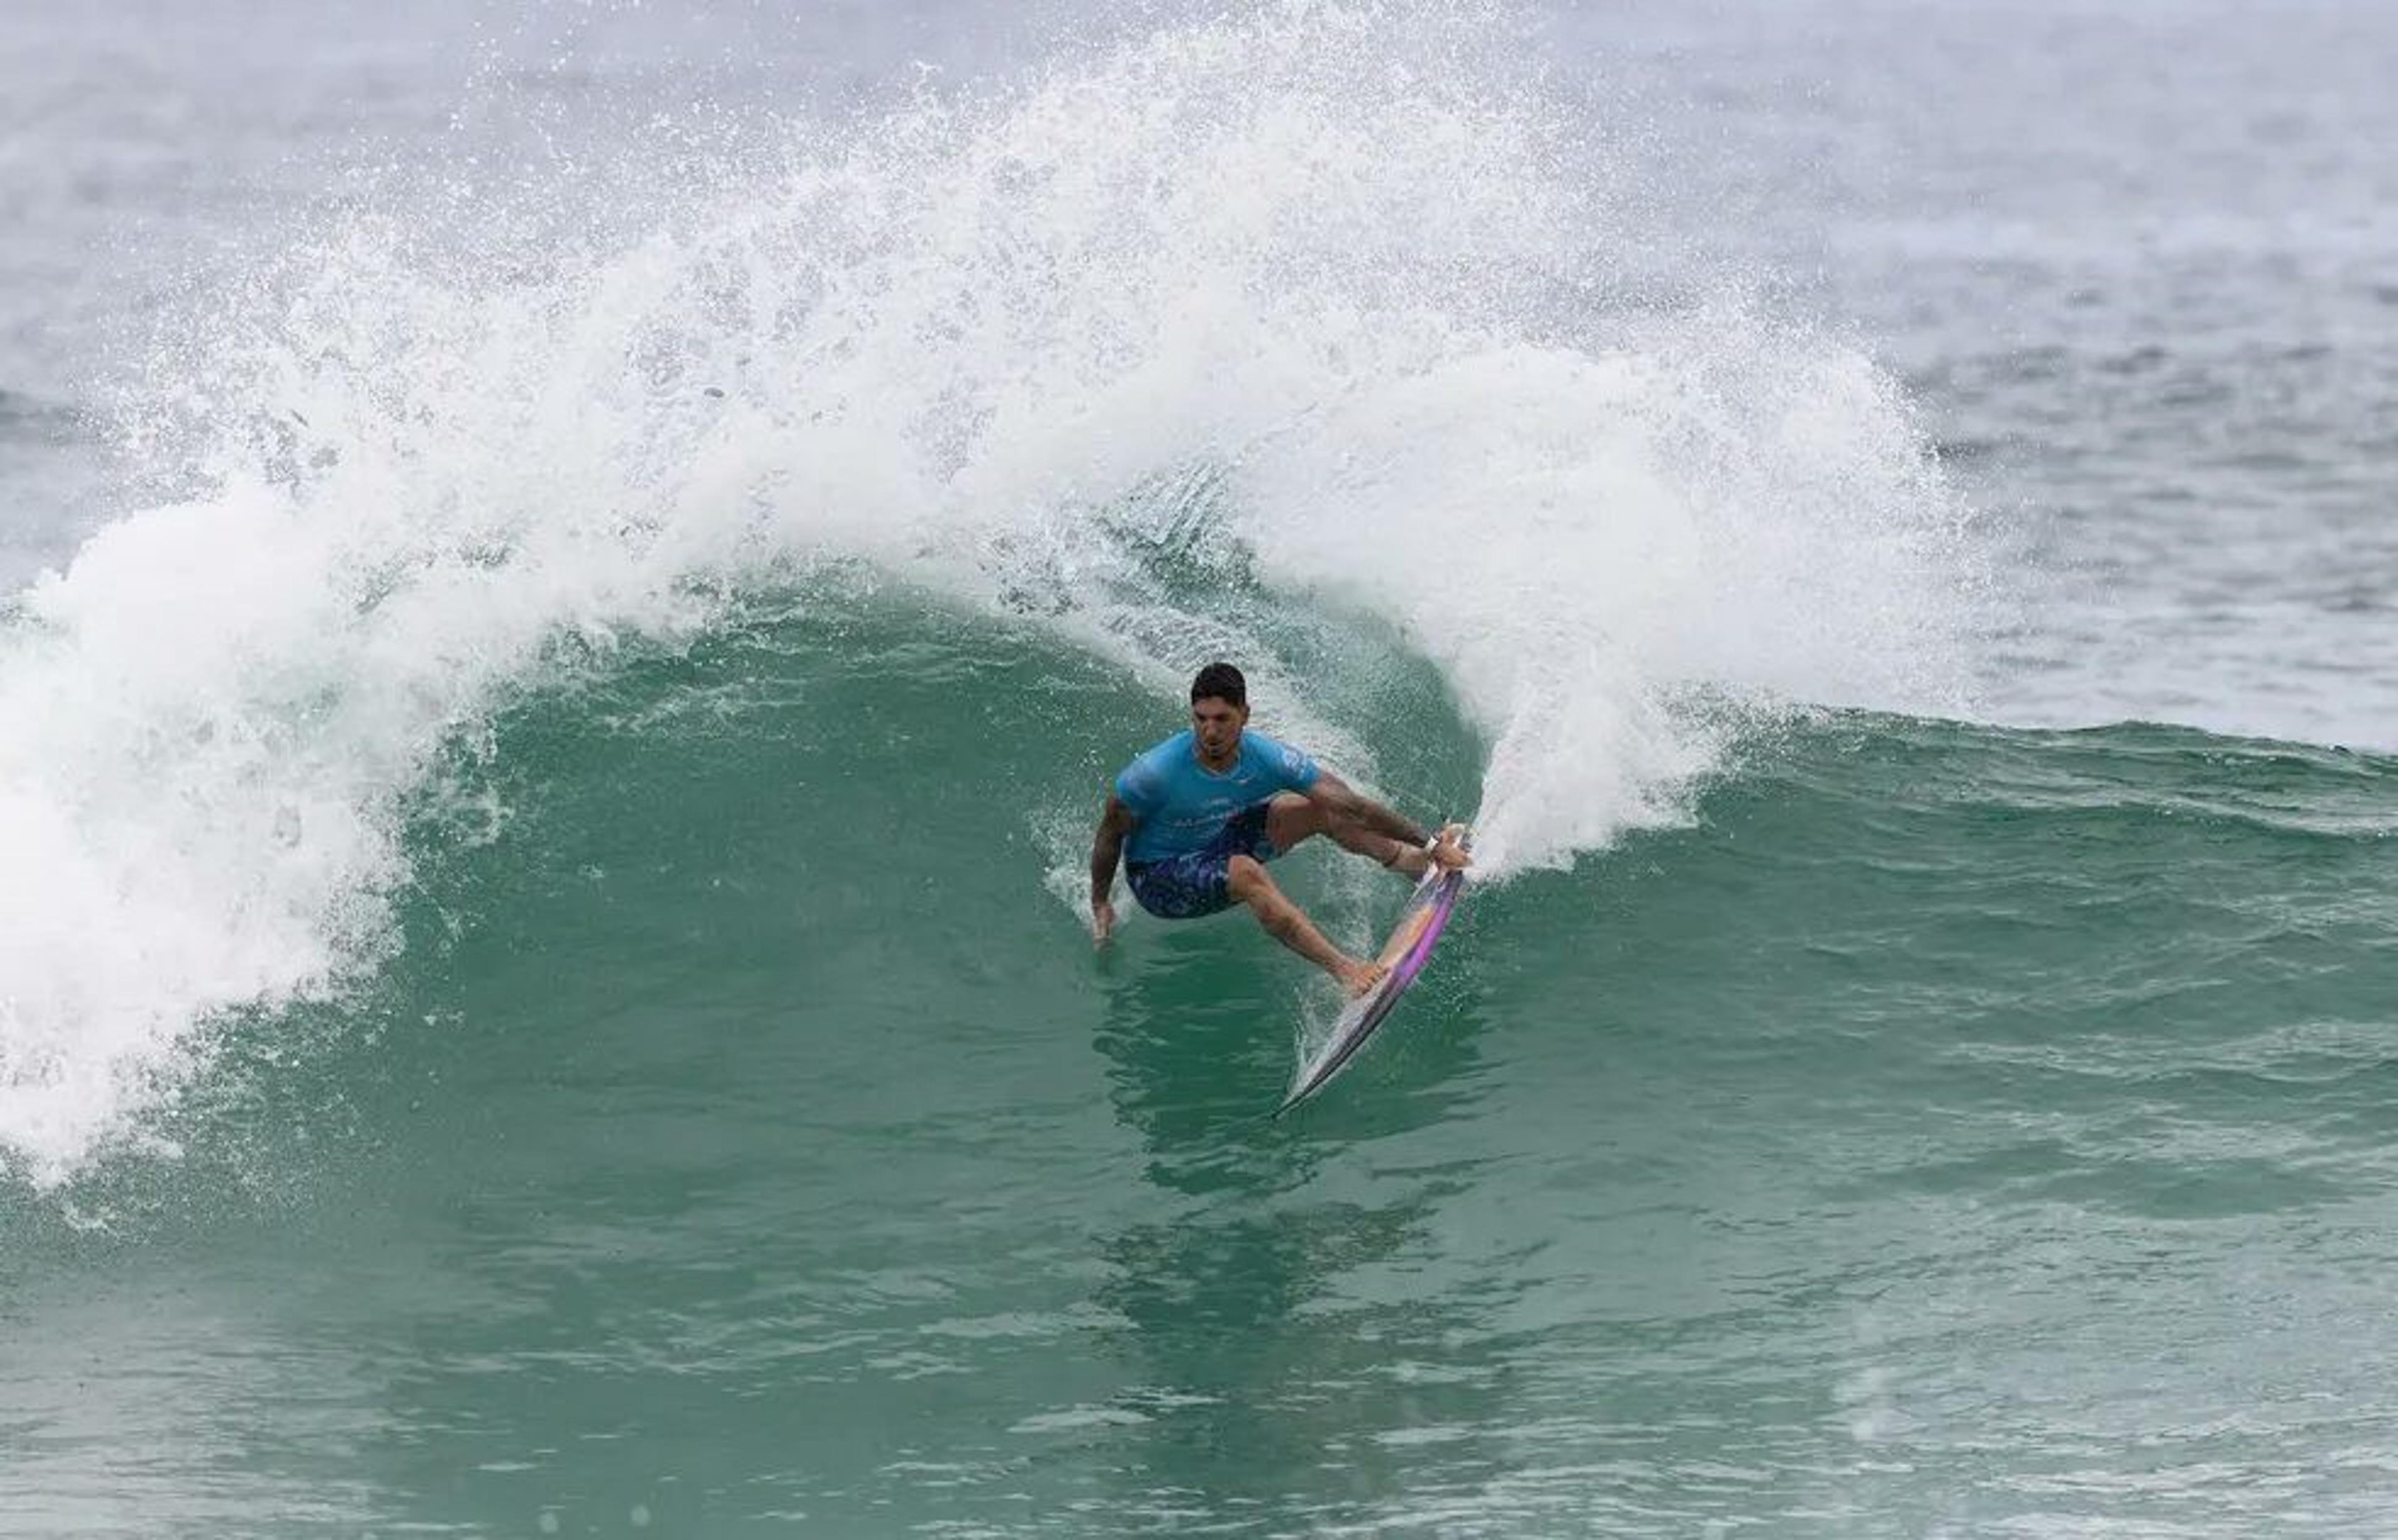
[1092, 900, 1117, 947]
[1430, 824, 1471, 871]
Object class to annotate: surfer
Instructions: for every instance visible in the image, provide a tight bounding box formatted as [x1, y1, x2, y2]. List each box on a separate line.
[1089, 662, 1470, 995]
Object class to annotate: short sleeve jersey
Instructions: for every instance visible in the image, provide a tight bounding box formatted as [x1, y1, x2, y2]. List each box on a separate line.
[1114, 729, 1321, 864]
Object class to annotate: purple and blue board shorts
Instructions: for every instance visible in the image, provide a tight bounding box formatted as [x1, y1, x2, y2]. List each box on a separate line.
[1125, 803, 1281, 919]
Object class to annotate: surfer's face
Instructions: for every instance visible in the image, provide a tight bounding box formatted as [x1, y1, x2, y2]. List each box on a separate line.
[1190, 696, 1247, 768]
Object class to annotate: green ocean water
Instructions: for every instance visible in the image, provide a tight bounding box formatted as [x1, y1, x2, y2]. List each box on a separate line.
[11, 1, 2398, 1531]
[9, 593, 2396, 1537]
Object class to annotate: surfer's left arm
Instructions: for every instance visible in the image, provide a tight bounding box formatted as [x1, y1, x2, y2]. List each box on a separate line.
[1306, 772, 1467, 873]
[1306, 771, 1424, 845]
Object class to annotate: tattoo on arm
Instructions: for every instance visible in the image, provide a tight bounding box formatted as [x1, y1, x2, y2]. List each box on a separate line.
[1359, 799, 1427, 847]
[1091, 795, 1135, 904]
[1316, 772, 1427, 847]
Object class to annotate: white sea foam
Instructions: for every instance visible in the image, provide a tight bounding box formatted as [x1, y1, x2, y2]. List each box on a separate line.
[0, 1, 1987, 1182]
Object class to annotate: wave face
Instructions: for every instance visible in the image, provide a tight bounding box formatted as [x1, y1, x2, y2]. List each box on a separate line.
[6, 605, 2394, 1533]
[0, 2, 1988, 1182]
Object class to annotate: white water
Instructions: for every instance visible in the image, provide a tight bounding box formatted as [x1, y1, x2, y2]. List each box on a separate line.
[0, 1, 1988, 1183]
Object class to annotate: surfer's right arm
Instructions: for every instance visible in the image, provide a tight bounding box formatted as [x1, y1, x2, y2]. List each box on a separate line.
[1089, 792, 1138, 946]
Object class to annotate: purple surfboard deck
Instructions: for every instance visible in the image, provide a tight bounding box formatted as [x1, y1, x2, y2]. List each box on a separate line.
[1275, 857, 1468, 1115]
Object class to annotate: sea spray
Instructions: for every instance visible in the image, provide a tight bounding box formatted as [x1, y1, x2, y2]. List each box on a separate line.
[1, 1, 1988, 1182]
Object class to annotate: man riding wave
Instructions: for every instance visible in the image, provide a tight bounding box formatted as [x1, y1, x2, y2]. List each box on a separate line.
[1090, 662, 1470, 995]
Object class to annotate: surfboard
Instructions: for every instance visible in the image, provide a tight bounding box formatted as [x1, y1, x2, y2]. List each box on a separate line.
[1275, 836, 1469, 1115]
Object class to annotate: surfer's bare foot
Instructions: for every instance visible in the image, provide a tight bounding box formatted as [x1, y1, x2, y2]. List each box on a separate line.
[1336, 959, 1389, 998]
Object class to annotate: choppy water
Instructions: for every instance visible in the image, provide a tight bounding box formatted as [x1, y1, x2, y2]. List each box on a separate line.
[4, 2, 2396, 1535]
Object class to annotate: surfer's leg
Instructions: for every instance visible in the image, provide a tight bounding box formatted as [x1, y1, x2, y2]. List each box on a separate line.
[1261, 791, 1322, 851]
[1225, 854, 1388, 997]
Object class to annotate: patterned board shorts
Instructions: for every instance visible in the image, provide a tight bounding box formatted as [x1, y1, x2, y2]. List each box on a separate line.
[1125, 803, 1282, 919]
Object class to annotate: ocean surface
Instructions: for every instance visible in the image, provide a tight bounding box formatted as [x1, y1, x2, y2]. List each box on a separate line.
[4, 1, 2396, 1534]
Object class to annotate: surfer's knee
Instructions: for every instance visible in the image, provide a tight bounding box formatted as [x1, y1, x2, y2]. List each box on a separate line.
[1228, 858, 1301, 930]
[1264, 791, 1320, 849]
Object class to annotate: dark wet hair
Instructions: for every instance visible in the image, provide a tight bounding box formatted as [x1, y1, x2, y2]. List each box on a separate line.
[1190, 661, 1247, 709]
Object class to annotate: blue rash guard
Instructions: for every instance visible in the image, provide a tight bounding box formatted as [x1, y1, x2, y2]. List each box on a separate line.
[1115, 728, 1321, 919]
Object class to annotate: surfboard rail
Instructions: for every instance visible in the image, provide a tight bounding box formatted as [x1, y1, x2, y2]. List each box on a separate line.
[1275, 838, 1468, 1114]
